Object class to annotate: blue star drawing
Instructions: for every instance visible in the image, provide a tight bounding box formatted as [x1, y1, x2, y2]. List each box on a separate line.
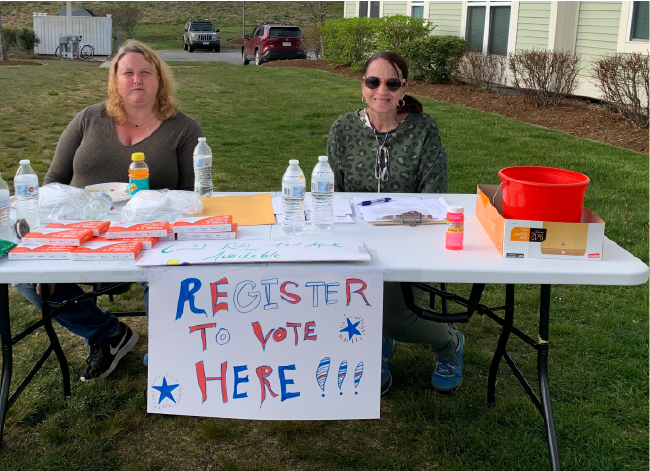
[152, 377, 179, 404]
[340, 317, 362, 340]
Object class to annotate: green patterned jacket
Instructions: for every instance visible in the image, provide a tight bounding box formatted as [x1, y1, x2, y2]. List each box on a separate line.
[326, 110, 448, 194]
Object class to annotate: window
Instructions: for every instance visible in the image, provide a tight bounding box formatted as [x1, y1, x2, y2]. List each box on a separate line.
[359, 1, 380, 18]
[630, 1, 649, 41]
[465, 1, 511, 55]
[411, 1, 425, 19]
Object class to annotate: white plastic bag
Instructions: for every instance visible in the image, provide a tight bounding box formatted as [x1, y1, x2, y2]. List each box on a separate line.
[39, 183, 91, 222]
[120, 190, 202, 222]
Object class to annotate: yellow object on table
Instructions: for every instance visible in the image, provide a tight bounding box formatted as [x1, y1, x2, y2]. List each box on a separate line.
[201, 193, 276, 226]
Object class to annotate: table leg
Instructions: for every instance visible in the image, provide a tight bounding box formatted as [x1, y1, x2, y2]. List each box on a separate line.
[0, 284, 12, 444]
[40, 284, 71, 397]
[486, 284, 515, 405]
[539, 284, 560, 470]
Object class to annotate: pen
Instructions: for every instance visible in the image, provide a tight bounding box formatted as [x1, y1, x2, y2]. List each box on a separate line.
[360, 197, 392, 206]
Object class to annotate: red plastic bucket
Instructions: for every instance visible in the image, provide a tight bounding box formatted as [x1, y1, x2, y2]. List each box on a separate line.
[498, 166, 590, 223]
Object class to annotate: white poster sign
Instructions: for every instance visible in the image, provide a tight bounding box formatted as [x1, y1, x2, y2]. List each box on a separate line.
[147, 265, 383, 420]
[137, 240, 371, 266]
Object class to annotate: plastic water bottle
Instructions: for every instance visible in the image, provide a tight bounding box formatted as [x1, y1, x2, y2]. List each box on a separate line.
[83, 192, 113, 220]
[281, 159, 306, 236]
[0, 173, 11, 239]
[193, 137, 213, 197]
[311, 156, 334, 230]
[14, 159, 40, 230]
[127, 152, 149, 196]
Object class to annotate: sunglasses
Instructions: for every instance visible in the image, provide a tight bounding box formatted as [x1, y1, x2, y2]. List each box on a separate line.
[363, 76, 404, 92]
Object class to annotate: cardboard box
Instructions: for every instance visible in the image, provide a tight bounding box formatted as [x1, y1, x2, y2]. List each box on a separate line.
[476, 184, 605, 260]
[172, 215, 233, 233]
[44, 220, 111, 237]
[85, 236, 158, 250]
[22, 229, 94, 247]
[9, 244, 76, 260]
[71, 241, 143, 260]
[176, 224, 238, 240]
[105, 222, 171, 239]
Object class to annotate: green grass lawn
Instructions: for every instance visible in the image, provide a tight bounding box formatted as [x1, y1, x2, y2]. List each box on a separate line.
[0, 60, 647, 471]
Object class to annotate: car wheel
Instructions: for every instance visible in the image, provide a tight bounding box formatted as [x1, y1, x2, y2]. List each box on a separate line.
[189, 44, 194, 53]
[184, 41, 188, 51]
[242, 49, 249, 65]
[215, 46, 220, 53]
[255, 50, 263, 66]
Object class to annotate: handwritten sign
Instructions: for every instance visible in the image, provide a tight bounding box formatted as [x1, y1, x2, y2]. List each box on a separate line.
[147, 266, 383, 419]
[136, 239, 371, 266]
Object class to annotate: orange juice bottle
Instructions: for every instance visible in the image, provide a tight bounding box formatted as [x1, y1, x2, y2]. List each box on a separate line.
[127, 152, 149, 195]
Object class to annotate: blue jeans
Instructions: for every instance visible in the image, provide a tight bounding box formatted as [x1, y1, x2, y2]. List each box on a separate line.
[13, 282, 149, 347]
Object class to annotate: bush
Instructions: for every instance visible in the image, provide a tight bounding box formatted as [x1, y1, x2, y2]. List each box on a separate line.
[300, 24, 324, 60]
[320, 16, 432, 71]
[16, 28, 40, 54]
[402, 35, 467, 83]
[508, 49, 580, 107]
[593, 52, 649, 129]
[2, 26, 19, 51]
[374, 15, 433, 56]
[320, 17, 377, 70]
[454, 52, 507, 91]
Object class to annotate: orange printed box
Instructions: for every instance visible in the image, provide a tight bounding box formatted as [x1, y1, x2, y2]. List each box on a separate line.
[71, 241, 143, 261]
[44, 220, 111, 237]
[176, 224, 238, 240]
[476, 184, 605, 261]
[9, 244, 76, 260]
[86, 236, 158, 250]
[172, 215, 233, 234]
[105, 222, 171, 239]
[22, 229, 94, 247]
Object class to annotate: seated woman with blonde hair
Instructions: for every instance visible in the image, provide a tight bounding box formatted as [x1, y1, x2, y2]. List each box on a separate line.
[14, 40, 204, 382]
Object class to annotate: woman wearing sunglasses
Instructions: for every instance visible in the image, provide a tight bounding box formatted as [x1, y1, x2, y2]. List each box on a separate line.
[326, 51, 463, 397]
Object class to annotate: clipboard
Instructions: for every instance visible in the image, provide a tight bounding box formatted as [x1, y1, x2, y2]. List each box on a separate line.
[201, 194, 276, 226]
[371, 211, 447, 226]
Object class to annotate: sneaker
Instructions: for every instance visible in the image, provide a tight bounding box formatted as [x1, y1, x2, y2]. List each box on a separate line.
[80, 322, 138, 382]
[381, 337, 393, 396]
[431, 330, 464, 395]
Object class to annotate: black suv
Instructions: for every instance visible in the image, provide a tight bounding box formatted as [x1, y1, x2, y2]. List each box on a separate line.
[184, 19, 220, 53]
[242, 23, 305, 65]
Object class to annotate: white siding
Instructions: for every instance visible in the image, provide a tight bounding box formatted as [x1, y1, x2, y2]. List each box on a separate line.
[345, 1, 357, 18]
[515, 2, 551, 51]
[33, 14, 113, 56]
[575, 1, 622, 75]
[383, 1, 408, 16]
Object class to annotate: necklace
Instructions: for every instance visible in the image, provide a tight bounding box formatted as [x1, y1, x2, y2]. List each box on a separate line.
[126, 115, 156, 131]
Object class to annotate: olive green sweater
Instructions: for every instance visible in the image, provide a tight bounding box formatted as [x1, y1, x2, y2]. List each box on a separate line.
[44, 103, 204, 191]
[326, 110, 448, 194]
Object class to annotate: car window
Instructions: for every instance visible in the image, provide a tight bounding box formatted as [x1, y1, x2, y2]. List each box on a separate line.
[191, 24, 214, 32]
[255, 27, 263, 37]
[269, 27, 301, 37]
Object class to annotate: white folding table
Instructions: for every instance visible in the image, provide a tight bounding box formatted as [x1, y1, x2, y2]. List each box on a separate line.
[0, 192, 647, 471]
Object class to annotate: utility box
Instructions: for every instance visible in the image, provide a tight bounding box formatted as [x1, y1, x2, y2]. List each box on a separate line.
[58, 34, 79, 59]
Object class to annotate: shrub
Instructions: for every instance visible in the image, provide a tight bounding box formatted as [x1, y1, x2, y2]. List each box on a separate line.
[508, 49, 581, 107]
[2, 26, 19, 51]
[107, 5, 142, 39]
[320, 17, 377, 70]
[593, 52, 649, 129]
[374, 15, 433, 56]
[300, 24, 324, 60]
[402, 35, 467, 83]
[454, 52, 507, 91]
[16, 28, 40, 54]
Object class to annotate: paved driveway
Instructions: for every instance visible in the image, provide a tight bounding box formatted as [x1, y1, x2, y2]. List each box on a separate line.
[156, 49, 242, 65]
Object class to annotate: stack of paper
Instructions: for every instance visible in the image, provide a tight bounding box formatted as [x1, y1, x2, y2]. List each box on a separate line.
[272, 195, 354, 224]
[351, 197, 448, 223]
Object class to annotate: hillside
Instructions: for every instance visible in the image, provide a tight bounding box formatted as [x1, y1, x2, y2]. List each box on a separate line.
[1, 1, 344, 49]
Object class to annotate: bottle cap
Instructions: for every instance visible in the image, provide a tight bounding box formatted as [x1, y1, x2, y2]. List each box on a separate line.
[289, 159, 299, 165]
[19, 159, 30, 165]
[318, 156, 328, 162]
[131, 152, 145, 161]
[447, 205, 464, 214]
[198, 137, 206, 142]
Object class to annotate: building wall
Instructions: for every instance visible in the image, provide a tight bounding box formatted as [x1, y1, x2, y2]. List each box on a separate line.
[429, 1, 463, 36]
[344, 1, 357, 18]
[383, 1, 408, 16]
[515, 1, 551, 51]
[575, 1, 622, 75]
